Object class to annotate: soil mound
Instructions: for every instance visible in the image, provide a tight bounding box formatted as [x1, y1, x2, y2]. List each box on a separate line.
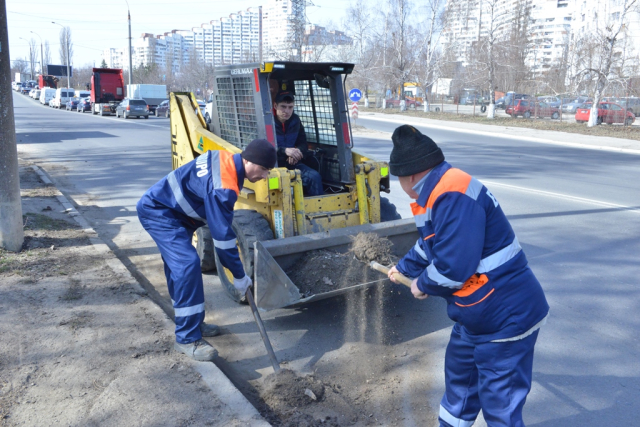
[262, 369, 326, 408]
[349, 232, 393, 264]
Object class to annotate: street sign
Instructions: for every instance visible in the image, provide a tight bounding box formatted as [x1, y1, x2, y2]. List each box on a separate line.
[349, 88, 362, 102]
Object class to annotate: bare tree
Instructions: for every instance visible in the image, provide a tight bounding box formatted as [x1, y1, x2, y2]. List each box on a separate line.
[410, 0, 451, 111]
[387, 0, 414, 105]
[344, 0, 379, 103]
[28, 39, 38, 78]
[43, 41, 51, 74]
[58, 26, 73, 68]
[11, 58, 29, 76]
[570, 0, 639, 126]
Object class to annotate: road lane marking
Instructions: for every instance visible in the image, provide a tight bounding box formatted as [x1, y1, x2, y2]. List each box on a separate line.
[483, 180, 640, 214]
[357, 115, 640, 156]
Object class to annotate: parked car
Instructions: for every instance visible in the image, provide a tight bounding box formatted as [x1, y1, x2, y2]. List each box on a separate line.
[115, 98, 149, 119]
[617, 97, 640, 117]
[384, 97, 422, 108]
[155, 99, 170, 117]
[495, 97, 506, 109]
[503, 93, 532, 108]
[505, 100, 560, 119]
[562, 96, 591, 114]
[39, 88, 56, 105]
[575, 102, 635, 125]
[537, 96, 561, 108]
[20, 84, 30, 95]
[51, 88, 76, 109]
[65, 98, 80, 111]
[77, 98, 92, 113]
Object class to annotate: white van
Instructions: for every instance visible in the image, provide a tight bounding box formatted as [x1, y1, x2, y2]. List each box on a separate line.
[51, 88, 75, 109]
[39, 88, 56, 105]
[76, 90, 90, 99]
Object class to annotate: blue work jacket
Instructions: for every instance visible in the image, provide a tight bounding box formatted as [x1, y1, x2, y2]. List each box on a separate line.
[136, 151, 246, 279]
[396, 161, 549, 343]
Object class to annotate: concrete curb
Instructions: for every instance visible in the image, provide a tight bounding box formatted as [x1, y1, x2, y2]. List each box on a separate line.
[359, 112, 640, 156]
[30, 164, 270, 426]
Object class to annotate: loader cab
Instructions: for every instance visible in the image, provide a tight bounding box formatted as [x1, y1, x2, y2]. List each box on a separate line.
[207, 62, 356, 193]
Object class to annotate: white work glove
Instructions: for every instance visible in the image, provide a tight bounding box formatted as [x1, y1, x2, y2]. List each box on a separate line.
[233, 275, 252, 295]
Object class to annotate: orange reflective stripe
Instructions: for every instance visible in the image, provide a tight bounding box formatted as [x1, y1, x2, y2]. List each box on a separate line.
[453, 273, 489, 297]
[411, 202, 427, 216]
[424, 233, 435, 241]
[426, 168, 472, 209]
[219, 151, 239, 195]
[455, 288, 494, 307]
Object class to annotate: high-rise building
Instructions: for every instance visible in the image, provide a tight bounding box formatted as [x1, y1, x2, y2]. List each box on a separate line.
[262, 0, 306, 58]
[528, 0, 574, 75]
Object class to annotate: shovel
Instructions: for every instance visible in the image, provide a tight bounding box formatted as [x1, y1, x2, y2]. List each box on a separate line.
[369, 262, 426, 297]
[246, 287, 281, 373]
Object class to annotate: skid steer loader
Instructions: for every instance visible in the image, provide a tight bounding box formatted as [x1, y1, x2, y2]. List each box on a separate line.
[170, 62, 417, 310]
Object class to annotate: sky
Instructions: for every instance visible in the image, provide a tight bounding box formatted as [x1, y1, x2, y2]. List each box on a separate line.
[7, 0, 352, 69]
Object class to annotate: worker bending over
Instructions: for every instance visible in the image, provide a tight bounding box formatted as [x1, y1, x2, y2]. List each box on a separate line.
[137, 139, 277, 361]
[387, 125, 549, 426]
[273, 90, 324, 196]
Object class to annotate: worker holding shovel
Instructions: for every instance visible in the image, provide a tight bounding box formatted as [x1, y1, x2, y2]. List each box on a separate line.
[386, 125, 549, 427]
[137, 139, 276, 362]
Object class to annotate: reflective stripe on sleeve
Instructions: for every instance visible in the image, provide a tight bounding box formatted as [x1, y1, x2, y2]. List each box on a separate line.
[465, 177, 483, 201]
[167, 171, 206, 222]
[414, 239, 428, 261]
[476, 237, 521, 274]
[214, 238, 237, 250]
[414, 209, 431, 227]
[209, 150, 222, 189]
[439, 405, 475, 427]
[427, 263, 463, 289]
[174, 302, 205, 318]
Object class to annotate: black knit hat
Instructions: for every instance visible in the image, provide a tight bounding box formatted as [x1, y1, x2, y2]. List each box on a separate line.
[241, 139, 277, 169]
[389, 125, 444, 176]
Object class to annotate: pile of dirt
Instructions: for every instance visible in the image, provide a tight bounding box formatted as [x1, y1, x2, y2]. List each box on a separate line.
[258, 369, 342, 427]
[286, 234, 395, 298]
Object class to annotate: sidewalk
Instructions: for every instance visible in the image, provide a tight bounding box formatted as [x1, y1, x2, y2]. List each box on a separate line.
[358, 111, 640, 154]
[0, 161, 270, 426]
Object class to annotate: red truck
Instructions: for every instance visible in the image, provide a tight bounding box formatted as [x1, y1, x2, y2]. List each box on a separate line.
[38, 75, 58, 89]
[90, 68, 125, 116]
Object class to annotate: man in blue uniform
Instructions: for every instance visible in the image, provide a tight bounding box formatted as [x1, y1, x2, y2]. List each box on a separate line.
[387, 125, 549, 426]
[137, 139, 277, 361]
[273, 90, 324, 196]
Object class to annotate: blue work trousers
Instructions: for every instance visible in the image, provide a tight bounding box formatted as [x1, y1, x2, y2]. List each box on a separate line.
[439, 323, 539, 427]
[138, 215, 204, 344]
[291, 163, 323, 196]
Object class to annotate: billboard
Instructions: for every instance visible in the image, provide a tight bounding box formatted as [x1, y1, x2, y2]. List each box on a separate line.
[47, 64, 73, 77]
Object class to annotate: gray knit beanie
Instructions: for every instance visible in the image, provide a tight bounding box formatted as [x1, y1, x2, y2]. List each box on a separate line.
[389, 125, 444, 176]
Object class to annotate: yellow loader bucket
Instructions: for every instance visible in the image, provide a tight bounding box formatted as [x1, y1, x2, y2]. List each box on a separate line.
[253, 219, 419, 310]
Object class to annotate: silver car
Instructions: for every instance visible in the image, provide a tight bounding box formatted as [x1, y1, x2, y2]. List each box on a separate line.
[115, 98, 149, 119]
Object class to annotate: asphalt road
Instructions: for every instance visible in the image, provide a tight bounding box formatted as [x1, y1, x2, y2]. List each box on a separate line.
[13, 92, 640, 426]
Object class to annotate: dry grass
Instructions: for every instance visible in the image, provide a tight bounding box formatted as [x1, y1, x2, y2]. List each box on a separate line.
[362, 108, 640, 141]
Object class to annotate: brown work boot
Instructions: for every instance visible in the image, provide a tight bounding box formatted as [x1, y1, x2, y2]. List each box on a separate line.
[200, 322, 221, 337]
[174, 339, 218, 361]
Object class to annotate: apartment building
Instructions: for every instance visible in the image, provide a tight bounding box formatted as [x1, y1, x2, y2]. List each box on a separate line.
[527, 0, 574, 75]
[262, 0, 305, 58]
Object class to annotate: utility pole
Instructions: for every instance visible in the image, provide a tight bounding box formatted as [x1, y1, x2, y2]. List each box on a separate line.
[31, 31, 44, 75]
[0, 0, 25, 252]
[52, 22, 71, 89]
[126, 0, 133, 96]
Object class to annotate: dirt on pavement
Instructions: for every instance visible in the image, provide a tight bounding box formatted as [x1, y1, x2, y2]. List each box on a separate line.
[0, 163, 258, 427]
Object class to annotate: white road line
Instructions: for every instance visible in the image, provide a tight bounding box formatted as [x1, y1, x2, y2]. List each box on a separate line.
[483, 180, 640, 213]
[358, 115, 640, 156]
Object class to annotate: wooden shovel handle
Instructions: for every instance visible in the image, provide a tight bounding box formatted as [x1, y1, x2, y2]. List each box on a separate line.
[369, 261, 414, 288]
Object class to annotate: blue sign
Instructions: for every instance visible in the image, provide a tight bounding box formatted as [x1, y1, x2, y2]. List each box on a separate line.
[349, 88, 362, 102]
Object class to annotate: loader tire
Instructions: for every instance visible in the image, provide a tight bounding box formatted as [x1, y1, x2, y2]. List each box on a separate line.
[193, 226, 216, 272]
[380, 197, 401, 221]
[215, 210, 274, 304]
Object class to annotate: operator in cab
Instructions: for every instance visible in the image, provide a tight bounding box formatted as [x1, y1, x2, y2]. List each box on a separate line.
[136, 139, 277, 362]
[272, 89, 324, 196]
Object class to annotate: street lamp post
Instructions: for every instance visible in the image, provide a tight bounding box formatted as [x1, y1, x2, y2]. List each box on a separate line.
[30, 31, 44, 75]
[52, 22, 71, 89]
[18, 37, 33, 80]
